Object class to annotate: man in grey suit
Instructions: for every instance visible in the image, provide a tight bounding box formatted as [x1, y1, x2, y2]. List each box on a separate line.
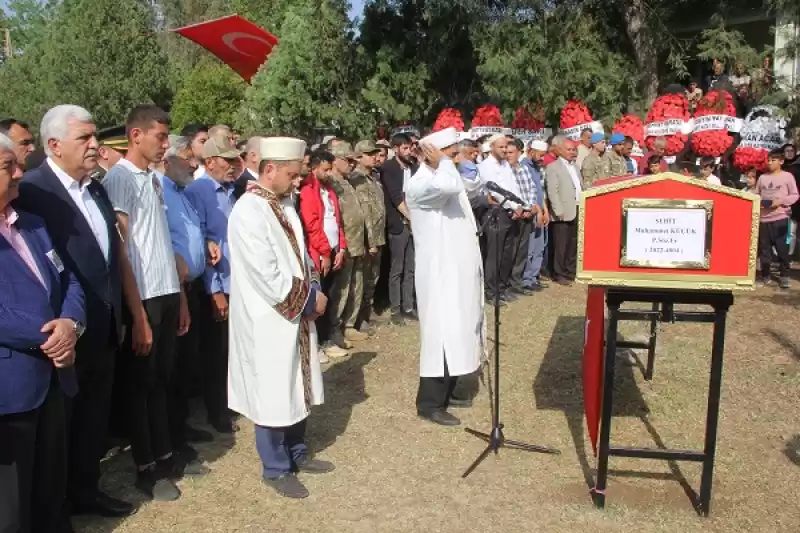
[544, 136, 581, 285]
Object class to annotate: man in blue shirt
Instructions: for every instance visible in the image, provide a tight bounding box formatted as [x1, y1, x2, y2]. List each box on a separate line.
[160, 136, 218, 455]
[185, 133, 239, 434]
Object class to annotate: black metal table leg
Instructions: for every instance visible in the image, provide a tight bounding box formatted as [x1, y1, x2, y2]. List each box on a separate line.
[592, 301, 620, 508]
[644, 302, 659, 381]
[697, 304, 729, 516]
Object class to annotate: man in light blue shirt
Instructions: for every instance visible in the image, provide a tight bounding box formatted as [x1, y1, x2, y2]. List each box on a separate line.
[184, 133, 239, 434]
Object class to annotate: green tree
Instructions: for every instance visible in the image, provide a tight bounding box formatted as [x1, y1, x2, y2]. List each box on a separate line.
[170, 58, 247, 131]
[237, 0, 365, 138]
[0, 0, 171, 128]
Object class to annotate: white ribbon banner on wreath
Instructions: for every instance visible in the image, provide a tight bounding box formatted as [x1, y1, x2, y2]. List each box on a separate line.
[468, 126, 513, 140]
[691, 114, 743, 134]
[645, 118, 694, 137]
[739, 131, 786, 151]
[560, 121, 603, 141]
[511, 128, 553, 141]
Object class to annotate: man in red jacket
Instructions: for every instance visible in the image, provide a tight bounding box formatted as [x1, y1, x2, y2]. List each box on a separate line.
[298, 149, 348, 359]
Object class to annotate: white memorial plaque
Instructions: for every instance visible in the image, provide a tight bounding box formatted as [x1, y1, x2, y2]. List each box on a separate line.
[621, 199, 712, 269]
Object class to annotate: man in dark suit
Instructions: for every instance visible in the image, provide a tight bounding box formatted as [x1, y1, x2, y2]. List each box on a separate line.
[379, 133, 418, 325]
[16, 105, 146, 519]
[232, 136, 261, 200]
[0, 133, 85, 533]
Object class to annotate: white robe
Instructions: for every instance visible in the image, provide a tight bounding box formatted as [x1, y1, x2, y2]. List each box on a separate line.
[227, 189, 323, 427]
[405, 158, 485, 377]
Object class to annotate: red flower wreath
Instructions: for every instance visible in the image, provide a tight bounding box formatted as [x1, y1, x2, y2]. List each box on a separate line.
[432, 108, 465, 132]
[612, 114, 644, 146]
[560, 100, 593, 129]
[645, 94, 690, 155]
[512, 105, 545, 131]
[733, 147, 768, 172]
[472, 104, 505, 127]
[691, 90, 736, 158]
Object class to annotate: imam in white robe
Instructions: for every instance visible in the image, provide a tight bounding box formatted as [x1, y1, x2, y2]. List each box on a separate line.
[227, 186, 324, 428]
[404, 158, 485, 378]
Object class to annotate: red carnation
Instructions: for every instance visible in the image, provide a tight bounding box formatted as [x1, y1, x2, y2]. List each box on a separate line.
[691, 90, 736, 158]
[472, 104, 505, 127]
[645, 94, 690, 155]
[612, 114, 644, 146]
[512, 105, 545, 130]
[733, 147, 768, 172]
[560, 100, 593, 129]
[432, 108, 465, 132]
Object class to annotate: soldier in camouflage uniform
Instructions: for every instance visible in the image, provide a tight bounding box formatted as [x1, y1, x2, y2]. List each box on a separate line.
[349, 140, 387, 334]
[580, 132, 608, 188]
[604, 133, 629, 177]
[326, 142, 368, 349]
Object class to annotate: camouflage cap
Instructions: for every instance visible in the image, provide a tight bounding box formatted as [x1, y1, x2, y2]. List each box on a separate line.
[330, 141, 355, 160]
[202, 133, 239, 159]
[354, 140, 380, 156]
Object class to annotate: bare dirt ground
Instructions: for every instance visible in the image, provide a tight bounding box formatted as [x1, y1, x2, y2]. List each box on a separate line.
[75, 282, 800, 533]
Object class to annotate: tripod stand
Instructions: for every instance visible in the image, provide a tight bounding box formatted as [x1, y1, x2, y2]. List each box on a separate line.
[462, 202, 560, 478]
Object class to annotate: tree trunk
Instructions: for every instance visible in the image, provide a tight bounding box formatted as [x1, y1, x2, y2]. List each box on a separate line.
[621, 0, 660, 103]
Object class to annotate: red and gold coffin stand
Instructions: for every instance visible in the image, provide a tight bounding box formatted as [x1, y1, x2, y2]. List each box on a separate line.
[578, 172, 759, 291]
[578, 172, 759, 453]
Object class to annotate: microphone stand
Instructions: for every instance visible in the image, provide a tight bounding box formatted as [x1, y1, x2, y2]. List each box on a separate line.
[463, 196, 560, 479]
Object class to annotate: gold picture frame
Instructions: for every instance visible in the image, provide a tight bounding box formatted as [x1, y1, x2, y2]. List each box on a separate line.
[620, 198, 713, 270]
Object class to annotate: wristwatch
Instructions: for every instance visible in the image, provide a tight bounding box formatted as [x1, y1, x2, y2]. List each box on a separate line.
[72, 320, 86, 339]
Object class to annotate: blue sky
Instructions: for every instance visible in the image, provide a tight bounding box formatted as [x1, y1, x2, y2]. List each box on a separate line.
[348, 0, 367, 22]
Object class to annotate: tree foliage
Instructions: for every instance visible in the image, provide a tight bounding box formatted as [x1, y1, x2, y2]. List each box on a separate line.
[170, 58, 247, 132]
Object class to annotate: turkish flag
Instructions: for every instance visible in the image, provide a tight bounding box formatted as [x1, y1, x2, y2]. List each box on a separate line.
[173, 14, 279, 83]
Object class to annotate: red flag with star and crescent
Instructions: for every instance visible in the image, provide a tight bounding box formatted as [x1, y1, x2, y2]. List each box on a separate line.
[172, 14, 279, 83]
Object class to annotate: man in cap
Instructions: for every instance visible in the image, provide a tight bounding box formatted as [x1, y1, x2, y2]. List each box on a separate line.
[375, 139, 390, 168]
[93, 125, 128, 181]
[185, 133, 240, 434]
[522, 140, 550, 290]
[604, 133, 628, 177]
[405, 127, 484, 426]
[580, 132, 608, 187]
[478, 134, 526, 303]
[228, 137, 333, 499]
[324, 142, 366, 353]
[544, 136, 581, 286]
[349, 140, 386, 335]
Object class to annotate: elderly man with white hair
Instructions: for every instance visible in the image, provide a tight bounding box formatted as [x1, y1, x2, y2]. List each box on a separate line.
[17, 105, 147, 520]
[405, 127, 485, 427]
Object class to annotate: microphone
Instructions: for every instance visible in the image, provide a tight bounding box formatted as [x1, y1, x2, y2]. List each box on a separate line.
[486, 181, 527, 207]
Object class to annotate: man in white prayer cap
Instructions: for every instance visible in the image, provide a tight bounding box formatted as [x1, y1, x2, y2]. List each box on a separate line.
[404, 127, 485, 426]
[227, 137, 334, 499]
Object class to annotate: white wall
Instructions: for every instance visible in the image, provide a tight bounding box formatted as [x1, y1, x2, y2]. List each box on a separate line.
[775, 11, 799, 91]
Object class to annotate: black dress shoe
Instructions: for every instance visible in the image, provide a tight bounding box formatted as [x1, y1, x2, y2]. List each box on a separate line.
[402, 309, 419, 321]
[448, 397, 473, 408]
[418, 410, 461, 426]
[262, 474, 309, 499]
[185, 425, 214, 443]
[210, 417, 239, 434]
[295, 458, 335, 474]
[511, 287, 533, 296]
[503, 291, 519, 302]
[71, 491, 137, 517]
[523, 284, 544, 292]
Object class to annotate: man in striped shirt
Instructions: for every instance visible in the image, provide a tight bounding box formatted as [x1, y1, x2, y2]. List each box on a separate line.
[103, 105, 203, 502]
[507, 138, 538, 295]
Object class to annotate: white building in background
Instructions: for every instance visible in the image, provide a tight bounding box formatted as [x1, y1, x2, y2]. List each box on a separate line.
[775, 11, 799, 92]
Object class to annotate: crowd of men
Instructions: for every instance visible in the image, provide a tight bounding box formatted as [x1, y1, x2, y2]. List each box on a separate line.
[2, 98, 799, 529]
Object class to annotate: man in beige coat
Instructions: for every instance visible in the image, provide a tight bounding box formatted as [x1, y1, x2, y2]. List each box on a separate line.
[544, 136, 581, 285]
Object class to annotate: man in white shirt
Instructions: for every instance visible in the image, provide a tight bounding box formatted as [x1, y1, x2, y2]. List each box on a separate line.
[478, 134, 525, 303]
[103, 105, 202, 502]
[544, 136, 581, 285]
